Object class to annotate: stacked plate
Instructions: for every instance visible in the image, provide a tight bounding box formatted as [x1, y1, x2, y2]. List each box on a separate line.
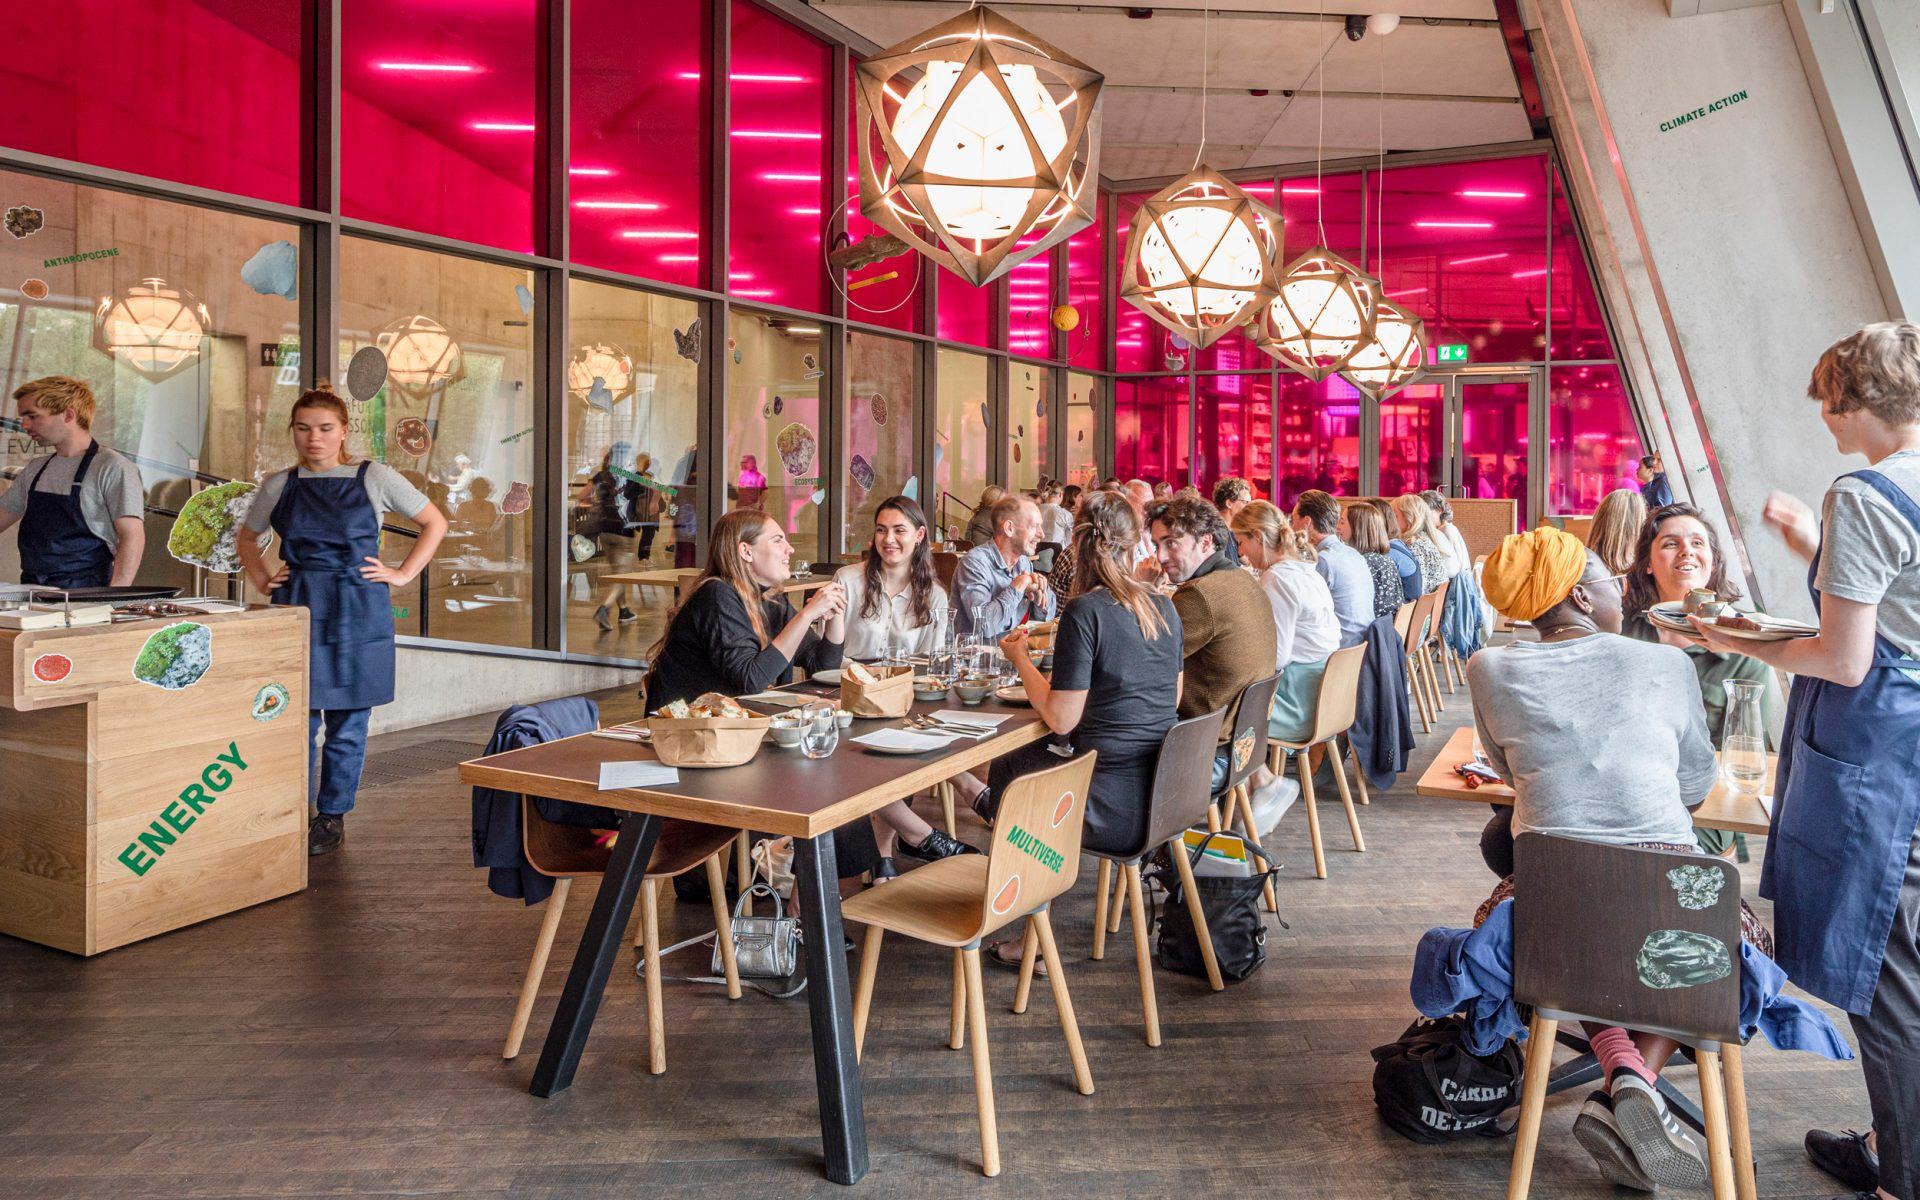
[1647, 602, 1817, 642]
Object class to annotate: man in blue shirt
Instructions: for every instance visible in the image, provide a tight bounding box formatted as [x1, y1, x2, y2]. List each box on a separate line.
[1292, 489, 1374, 647]
[951, 493, 1057, 640]
[1636, 453, 1676, 508]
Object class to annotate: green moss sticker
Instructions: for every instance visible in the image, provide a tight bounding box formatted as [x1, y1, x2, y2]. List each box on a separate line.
[133, 622, 212, 691]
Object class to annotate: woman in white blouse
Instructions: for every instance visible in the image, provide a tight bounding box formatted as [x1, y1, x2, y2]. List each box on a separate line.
[826, 497, 970, 874]
[1232, 500, 1340, 739]
[1422, 489, 1474, 580]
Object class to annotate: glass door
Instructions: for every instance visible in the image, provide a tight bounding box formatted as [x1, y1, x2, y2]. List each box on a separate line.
[1378, 377, 1447, 501]
[1453, 374, 1533, 526]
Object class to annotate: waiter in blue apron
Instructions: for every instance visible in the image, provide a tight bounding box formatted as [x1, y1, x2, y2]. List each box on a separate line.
[1694, 322, 1920, 1200]
[0, 376, 146, 588]
[239, 386, 447, 856]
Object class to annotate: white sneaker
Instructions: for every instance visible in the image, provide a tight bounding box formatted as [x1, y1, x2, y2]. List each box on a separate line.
[1609, 1071, 1708, 1189]
[1248, 773, 1300, 835]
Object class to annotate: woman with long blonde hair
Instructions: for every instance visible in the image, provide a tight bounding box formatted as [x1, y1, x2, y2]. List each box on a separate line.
[1587, 488, 1648, 576]
[1393, 493, 1450, 593]
[1232, 500, 1340, 744]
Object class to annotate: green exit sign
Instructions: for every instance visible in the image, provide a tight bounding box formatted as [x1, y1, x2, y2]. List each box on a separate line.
[1438, 343, 1470, 363]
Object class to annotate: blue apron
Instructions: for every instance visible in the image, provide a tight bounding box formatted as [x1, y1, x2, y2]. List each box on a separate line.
[1763, 468, 1920, 1016]
[267, 462, 396, 710]
[19, 442, 115, 589]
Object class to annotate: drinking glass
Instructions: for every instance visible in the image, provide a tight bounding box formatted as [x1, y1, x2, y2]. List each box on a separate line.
[792, 559, 813, 580]
[799, 700, 839, 759]
[1720, 679, 1767, 794]
[927, 611, 957, 686]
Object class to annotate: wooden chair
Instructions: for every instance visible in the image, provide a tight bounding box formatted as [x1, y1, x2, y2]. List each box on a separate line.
[1208, 672, 1283, 913]
[844, 753, 1099, 1178]
[1269, 643, 1368, 880]
[1426, 578, 1454, 704]
[933, 550, 963, 591]
[1087, 708, 1231, 1047]
[1506, 833, 1754, 1200]
[1400, 590, 1441, 733]
[504, 800, 743, 1075]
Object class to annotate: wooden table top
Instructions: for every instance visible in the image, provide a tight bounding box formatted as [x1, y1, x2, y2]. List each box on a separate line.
[1414, 727, 1774, 837]
[457, 682, 1050, 839]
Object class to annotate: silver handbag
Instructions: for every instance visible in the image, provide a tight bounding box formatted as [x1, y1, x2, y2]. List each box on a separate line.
[716, 882, 799, 980]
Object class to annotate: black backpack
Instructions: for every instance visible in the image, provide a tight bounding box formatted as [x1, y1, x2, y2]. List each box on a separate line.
[1370, 1015, 1524, 1144]
[1148, 833, 1281, 983]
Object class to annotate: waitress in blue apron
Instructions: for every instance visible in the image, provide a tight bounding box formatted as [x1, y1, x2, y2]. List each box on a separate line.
[1693, 322, 1920, 1200]
[239, 386, 447, 857]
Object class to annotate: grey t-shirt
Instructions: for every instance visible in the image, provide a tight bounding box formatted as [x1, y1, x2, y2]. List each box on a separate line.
[1467, 633, 1715, 847]
[0, 444, 146, 549]
[242, 462, 431, 533]
[1815, 448, 1920, 660]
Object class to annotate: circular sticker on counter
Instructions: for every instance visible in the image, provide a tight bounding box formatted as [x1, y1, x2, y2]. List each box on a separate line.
[30, 652, 71, 684]
[251, 682, 290, 722]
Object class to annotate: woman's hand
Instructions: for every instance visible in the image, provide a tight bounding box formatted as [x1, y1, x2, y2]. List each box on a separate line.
[1763, 491, 1819, 563]
[1684, 615, 1744, 655]
[253, 563, 289, 593]
[360, 556, 414, 586]
[999, 627, 1031, 661]
[800, 581, 846, 624]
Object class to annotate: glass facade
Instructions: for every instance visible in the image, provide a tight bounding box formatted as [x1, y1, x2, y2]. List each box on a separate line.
[0, 1, 1644, 664]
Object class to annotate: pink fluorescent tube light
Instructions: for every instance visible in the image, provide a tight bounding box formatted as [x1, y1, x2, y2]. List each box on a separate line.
[573, 200, 662, 210]
[620, 230, 699, 239]
[1281, 184, 1320, 195]
[472, 121, 535, 132]
[378, 62, 477, 72]
[570, 167, 613, 177]
[1511, 268, 1548, 279]
[1415, 220, 1494, 230]
[1449, 252, 1509, 266]
[732, 130, 823, 140]
[762, 173, 821, 182]
[1459, 189, 1528, 199]
[658, 254, 699, 263]
[680, 71, 808, 83]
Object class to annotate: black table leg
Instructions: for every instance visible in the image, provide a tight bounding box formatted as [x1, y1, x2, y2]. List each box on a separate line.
[529, 810, 661, 1099]
[793, 833, 870, 1185]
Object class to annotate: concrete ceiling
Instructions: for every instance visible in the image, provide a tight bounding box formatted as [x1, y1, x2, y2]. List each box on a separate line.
[805, 0, 1535, 182]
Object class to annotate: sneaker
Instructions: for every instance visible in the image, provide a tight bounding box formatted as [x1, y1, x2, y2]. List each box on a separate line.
[308, 814, 344, 856]
[1806, 1128, 1879, 1193]
[1570, 1089, 1656, 1191]
[618, 607, 638, 624]
[594, 604, 612, 631]
[1608, 1070, 1707, 1189]
[898, 828, 978, 862]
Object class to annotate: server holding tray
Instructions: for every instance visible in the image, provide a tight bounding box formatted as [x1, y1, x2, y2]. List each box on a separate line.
[0, 377, 146, 589]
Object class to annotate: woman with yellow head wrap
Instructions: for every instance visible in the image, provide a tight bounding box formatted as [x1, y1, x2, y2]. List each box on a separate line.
[1481, 524, 1594, 624]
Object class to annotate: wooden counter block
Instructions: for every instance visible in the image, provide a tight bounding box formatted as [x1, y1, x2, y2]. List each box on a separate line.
[0, 606, 309, 954]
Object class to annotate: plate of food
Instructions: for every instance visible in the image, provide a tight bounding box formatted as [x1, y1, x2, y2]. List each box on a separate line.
[1648, 601, 1817, 642]
[996, 684, 1030, 705]
[809, 668, 842, 686]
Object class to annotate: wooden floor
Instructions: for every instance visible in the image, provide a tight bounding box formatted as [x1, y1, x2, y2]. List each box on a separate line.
[0, 680, 1872, 1198]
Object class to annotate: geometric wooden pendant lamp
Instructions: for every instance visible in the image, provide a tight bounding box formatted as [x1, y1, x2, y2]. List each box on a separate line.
[1119, 165, 1283, 351]
[855, 6, 1104, 286]
[1252, 247, 1380, 381]
[1342, 298, 1428, 398]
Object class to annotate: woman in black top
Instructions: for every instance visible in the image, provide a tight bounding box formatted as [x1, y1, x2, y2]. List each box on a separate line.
[994, 490, 1184, 855]
[644, 508, 848, 709]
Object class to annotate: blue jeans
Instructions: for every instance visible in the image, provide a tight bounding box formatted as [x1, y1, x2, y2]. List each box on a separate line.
[308, 708, 371, 816]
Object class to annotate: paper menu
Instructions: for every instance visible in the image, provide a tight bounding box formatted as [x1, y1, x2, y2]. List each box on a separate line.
[598, 761, 681, 791]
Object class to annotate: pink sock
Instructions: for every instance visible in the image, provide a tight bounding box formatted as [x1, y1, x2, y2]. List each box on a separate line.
[1590, 1026, 1656, 1085]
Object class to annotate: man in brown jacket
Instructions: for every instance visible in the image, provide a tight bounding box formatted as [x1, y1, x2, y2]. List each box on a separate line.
[1147, 495, 1277, 791]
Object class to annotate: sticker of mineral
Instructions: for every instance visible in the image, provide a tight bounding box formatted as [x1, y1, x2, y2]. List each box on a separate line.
[21, 279, 49, 300]
[501, 481, 533, 515]
[1635, 929, 1733, 990]
[133, 622, 213, 691]
[31, 652, 71, 684]
[241, 240, 299, 300]
[1666, 865, 1726, 911]
[252, 682, 290, 721]
[5, 204, 43, 239]
[775, 422, 817, 477]
[168, 481, 267, 573]
[848, 453, 875, 491]
[393, 417, 432, 457]
[346, 345, 388, 402]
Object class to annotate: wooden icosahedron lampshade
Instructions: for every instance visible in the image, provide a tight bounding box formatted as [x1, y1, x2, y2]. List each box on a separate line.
[855, 6, 1103, 287]
[1119, 166, 1283, 351]
[94, 277, 211, 381]
[1252, 247, 1380, 381]
[1342, 299, 1428, 398]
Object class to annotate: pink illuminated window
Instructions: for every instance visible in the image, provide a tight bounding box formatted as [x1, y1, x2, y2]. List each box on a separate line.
[1378, 378, 1447, 501]
[729, 1, 830, 313]
[1115, 377, 1190, 487]
[342, 0, 539, 252]
[844, 58, 922, 333]
[570, 0, 709, 287]
[936, 266, 996, 347]
[1065, 192, 1106, 370]
[3, 0, 304, 204]
[1459, 378, 1531, 525]
[1548, 364, 1642, 517]
[1274, 375, 1362, 510]
[1006, 240, 1055, 360]
[1114, 192, 1155, 373]
[1195, 373, 1274, 500]
[1368, 155, 1551, 364]
[1551, 168, 1614, 361]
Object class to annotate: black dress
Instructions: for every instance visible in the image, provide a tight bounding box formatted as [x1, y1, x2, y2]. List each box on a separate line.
[988, 588, 1183, 856]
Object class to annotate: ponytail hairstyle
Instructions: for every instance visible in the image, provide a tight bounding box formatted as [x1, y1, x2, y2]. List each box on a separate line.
[1071, 490, 1170, 640]
[1231, 500, 1317, 566]
[861, 495, 936, 626]
[644, 508, 780, 692]
[289, 383, 354, 465]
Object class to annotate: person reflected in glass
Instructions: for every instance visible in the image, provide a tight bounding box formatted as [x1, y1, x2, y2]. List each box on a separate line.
[0, 376, 145, 588]
[824, 497, 970, 876]
[1636, 452, 1676, 508]
[238, 385, 448, 856]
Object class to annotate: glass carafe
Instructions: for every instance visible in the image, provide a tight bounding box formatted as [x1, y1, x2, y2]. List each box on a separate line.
[1721, 679, 1767, 794]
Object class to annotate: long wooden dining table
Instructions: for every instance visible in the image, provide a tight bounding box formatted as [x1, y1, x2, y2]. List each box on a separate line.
[457, 680, 1049, 1185]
